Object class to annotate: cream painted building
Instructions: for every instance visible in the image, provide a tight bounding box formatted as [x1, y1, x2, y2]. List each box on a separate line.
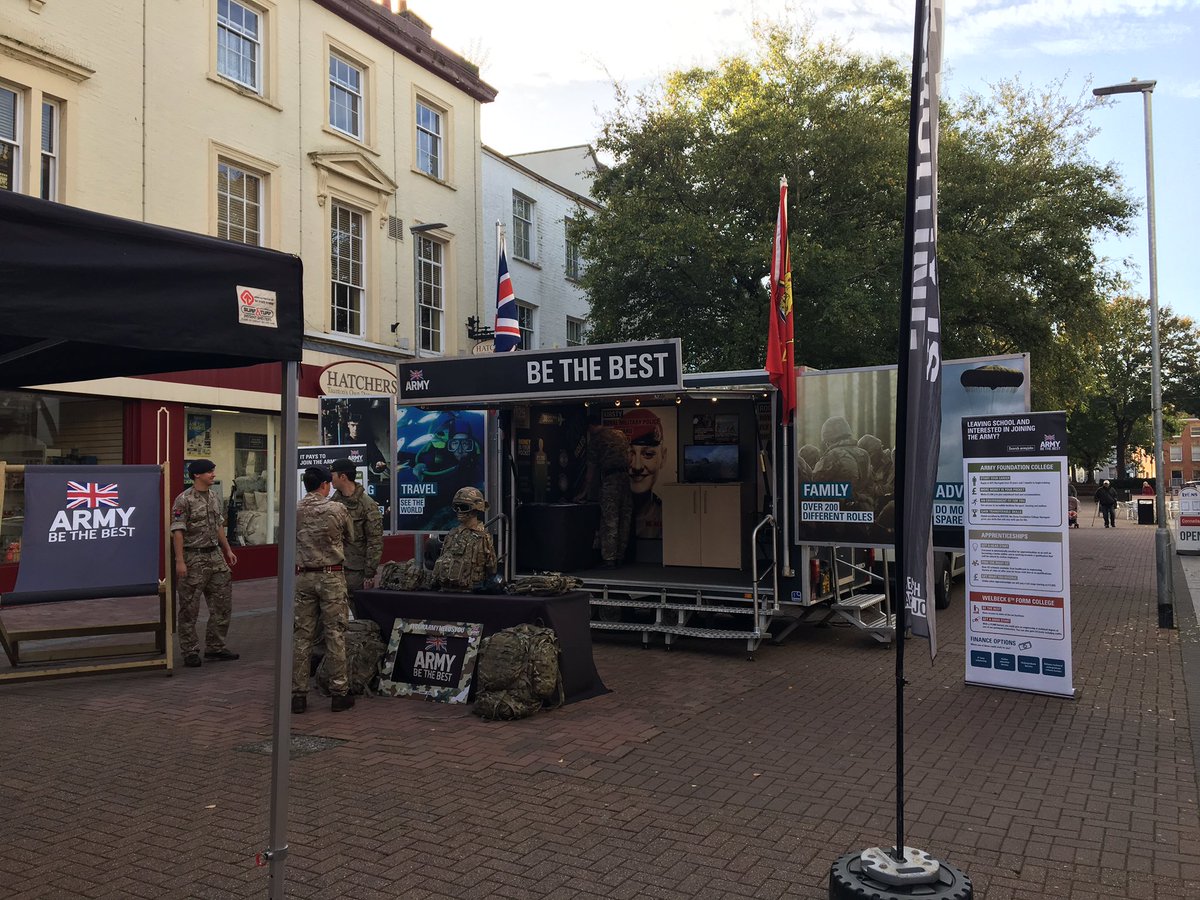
[0, 0, 495, 572]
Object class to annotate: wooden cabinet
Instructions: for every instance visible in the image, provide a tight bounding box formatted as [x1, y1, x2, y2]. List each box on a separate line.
[659, 483, 741, 569]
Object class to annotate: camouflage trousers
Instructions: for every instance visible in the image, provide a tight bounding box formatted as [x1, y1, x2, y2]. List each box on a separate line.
[177, 548, 232, 656]
[598, 471, 632, 564]
[292, 572, 350, 696]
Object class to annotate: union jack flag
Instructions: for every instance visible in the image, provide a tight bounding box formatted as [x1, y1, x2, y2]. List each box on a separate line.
[424, 635, 449, 652]
[494, 228, 521, 352]
[409, 369, 423, 380]
[66, 481, 120, 509]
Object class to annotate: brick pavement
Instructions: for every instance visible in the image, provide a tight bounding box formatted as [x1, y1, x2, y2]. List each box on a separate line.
[2, 523, 1200, 898]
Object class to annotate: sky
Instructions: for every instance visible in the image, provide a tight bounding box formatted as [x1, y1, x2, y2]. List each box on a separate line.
[405, 0, 1199, 326]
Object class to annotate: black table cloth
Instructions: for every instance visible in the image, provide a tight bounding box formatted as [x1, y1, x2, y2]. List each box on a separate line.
[354, 589, 607, 704]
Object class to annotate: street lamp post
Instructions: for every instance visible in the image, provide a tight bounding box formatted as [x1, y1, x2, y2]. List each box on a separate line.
[1093, 78, 1174, 628]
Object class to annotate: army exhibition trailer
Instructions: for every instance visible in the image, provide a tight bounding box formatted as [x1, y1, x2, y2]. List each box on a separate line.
[396, 340, 1030, 656]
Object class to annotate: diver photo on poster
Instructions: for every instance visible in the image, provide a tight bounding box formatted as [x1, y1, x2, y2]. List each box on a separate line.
[394, 407, 486, 532]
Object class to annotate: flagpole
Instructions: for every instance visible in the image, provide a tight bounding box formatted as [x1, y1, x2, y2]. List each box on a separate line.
[829, 2, 969, 894]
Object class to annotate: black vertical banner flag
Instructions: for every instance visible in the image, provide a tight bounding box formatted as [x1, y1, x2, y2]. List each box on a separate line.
[895, 0, 944, 658]
[5, 465, 161, 606]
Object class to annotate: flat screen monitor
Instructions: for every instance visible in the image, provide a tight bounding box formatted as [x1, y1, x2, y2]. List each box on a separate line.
[682, 444, 739, 483]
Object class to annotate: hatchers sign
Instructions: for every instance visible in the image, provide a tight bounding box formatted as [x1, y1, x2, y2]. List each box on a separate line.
[318, 360, 398, 397]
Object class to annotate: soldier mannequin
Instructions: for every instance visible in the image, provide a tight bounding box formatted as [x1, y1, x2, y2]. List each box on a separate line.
[431, 487, 497, 591]
[292, 465, 357, 714]
[330, 458, 383, 597]
[171, 458, 239, 668]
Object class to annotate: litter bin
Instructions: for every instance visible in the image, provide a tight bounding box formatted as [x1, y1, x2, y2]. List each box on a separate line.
[1137, 497, 1155, 525]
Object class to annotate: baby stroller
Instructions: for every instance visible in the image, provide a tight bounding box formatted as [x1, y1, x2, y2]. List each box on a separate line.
[1067, 495, 1080, 528]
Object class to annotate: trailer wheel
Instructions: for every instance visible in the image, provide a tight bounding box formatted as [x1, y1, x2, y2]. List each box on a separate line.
[933, 555, 953, 610]
[828, 851, 972, 899]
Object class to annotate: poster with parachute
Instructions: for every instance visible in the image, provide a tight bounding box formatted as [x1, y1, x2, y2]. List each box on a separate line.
[394, 407, 487, 533]
[794, 353, 1029, 549]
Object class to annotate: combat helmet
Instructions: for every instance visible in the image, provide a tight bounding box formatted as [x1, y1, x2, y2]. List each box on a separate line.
[452, 486, 488, 514]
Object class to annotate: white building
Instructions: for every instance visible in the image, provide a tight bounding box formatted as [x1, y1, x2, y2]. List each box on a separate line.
[481, 145, 602, 351]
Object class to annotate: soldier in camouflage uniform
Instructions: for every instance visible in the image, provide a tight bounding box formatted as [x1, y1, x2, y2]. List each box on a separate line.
[292, 465, 358, 714]
[330, 458, 383, 598]
[576, 414, 632, 567]
[431, 487, 497, 592]
[171, 459, 239, 668]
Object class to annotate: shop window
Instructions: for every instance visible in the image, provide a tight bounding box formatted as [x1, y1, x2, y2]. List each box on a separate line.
[185, 408, 318, 547]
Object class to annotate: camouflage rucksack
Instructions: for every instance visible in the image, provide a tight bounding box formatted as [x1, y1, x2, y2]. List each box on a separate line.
[506, 572, 583, 596]
[317, 618, 386, 696]
[378, 559, 431, 592]
[473, 624, 564, 720]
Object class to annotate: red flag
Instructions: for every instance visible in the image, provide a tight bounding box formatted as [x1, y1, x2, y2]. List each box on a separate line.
[766, 177, 795, 424]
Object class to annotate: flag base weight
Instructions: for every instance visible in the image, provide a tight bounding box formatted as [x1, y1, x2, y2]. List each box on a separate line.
[829, 848, 972, 899]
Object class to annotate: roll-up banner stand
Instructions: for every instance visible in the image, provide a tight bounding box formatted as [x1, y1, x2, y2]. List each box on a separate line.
[1178, 484, 1200, 555]
[962, 411, 1074, 697]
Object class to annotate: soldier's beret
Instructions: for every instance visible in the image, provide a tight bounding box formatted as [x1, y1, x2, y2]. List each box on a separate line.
[188, 459, 216, 477]
[305, 465, 332, 484]
[621, 409, 663, 445]
[330, 458, 358, 476]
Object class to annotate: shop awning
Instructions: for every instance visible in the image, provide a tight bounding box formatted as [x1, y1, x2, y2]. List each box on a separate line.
[0, 191, 303, 388]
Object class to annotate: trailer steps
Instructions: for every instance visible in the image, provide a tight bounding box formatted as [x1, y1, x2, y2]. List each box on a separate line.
[579, 575, 773, 657]
[590, 597, 762, 616]
[830, 593, 895, 643]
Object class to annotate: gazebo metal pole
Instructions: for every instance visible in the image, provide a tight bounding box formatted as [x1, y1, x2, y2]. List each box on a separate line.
[267, 360, 300, 898]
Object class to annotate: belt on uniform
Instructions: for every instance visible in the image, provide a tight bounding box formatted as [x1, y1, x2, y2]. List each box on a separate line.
[296, 565, 343, 573]
[186, 546, 219, 552]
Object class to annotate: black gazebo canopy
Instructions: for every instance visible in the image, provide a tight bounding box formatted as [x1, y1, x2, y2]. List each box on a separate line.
[0, 190, 303, 386]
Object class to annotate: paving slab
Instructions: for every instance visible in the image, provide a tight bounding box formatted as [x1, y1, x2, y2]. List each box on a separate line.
[2, 523, 1200, 898]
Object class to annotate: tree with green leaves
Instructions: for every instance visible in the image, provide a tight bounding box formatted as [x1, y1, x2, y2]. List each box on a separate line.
[1076, 295, 1200, 478]
[577, 22, 1134, 405]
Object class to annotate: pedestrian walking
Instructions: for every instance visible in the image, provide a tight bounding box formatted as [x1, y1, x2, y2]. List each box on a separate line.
[576, 413, 632, 567]
[1095, 479, 1119, 528]
[292, 465, 357, 714]
[330, 458, 383, 597]
[170, 459, 239, 668]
